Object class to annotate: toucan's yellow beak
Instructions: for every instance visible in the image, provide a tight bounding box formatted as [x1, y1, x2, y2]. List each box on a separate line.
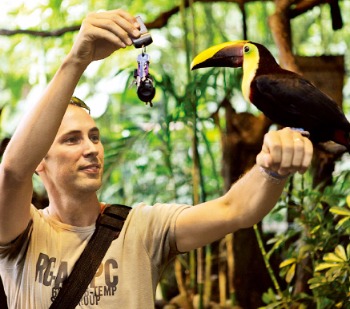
[191, 40, 248, 70]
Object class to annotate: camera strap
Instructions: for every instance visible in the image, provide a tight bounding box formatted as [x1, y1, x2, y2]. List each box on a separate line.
[49, 204, 131, 309]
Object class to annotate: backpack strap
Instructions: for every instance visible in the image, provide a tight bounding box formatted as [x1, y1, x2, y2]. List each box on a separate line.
[49, 204, 131, 309]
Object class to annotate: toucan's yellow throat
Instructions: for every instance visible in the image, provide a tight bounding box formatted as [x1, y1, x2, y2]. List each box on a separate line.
[191, 40, 258, 102]
[191, 40, 248, 70]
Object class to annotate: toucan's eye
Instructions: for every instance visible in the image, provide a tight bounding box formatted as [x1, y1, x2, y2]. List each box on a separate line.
[244, 46, 250, 53]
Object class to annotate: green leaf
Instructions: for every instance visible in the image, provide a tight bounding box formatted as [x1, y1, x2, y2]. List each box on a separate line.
[346, 195, 350, 207]
[285, 263, 296, 283]
[279, 258, 297, 268]
[308, 276, 327, 285]
[315, 263, 339, 271]
[334, 245, 348, 261]
[330, 206, 350, 216]
[308, 276, 328, 289]
[309, 283, 321, 289]
[323, 253, 345, 263]
[335, 217, 350, 230]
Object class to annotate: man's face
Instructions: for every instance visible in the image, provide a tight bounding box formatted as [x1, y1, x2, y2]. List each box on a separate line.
[40, 105, 104, 194]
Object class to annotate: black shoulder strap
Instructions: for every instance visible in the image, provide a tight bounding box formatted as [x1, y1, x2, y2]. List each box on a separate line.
[0, 276, 8, 309]
[49, 204, 131, 309]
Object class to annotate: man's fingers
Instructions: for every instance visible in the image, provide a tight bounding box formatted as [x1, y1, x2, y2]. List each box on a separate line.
[85, 11, 140, 46]
[288, 129, 313, 174]
[291, 135, 304, 168]
[71, 9, 143, 63]
[261, 130, 285, 172]
[86, 18, 132, 46]
[257, 127, 313, 176]
[278, 128, 296, 175]
[90, 9, 137, 25]
[300, 137, 313, 173]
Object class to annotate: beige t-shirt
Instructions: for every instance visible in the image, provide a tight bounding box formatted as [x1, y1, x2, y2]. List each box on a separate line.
[0, 202, 189, 308]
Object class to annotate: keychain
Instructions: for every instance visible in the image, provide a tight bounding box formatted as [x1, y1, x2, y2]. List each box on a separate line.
[131, 17, 155, 107]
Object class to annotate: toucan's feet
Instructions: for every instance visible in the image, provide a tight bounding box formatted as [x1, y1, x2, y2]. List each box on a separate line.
[290, 127, 310, 138]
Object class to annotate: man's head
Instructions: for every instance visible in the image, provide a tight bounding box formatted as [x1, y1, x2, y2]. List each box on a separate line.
[36, 98, 104, 197]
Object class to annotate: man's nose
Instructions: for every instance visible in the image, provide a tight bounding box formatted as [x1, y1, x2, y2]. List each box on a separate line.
[83, 139, 99, 156]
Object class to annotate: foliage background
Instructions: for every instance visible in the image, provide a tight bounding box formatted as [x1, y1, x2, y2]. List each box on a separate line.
[1, 0, 350, 205]
[1, 0, 350, 307]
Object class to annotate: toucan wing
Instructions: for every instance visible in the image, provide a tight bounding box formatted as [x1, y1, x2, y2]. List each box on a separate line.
[251, 74, 349, 131]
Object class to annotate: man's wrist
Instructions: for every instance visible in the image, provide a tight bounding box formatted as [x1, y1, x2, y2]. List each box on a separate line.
[62, 53, 90, 74]
[258, 166, 290, 185]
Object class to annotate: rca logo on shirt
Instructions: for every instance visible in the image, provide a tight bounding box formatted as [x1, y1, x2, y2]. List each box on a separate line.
[35, 252, 118, 305]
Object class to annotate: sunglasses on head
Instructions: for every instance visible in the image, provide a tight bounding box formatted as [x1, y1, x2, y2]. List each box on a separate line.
[69, 97, 91, 114]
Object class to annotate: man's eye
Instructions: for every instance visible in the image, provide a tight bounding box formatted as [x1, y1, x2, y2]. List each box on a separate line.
[65, 137, 80, 144]
[90, 135, 100, 143]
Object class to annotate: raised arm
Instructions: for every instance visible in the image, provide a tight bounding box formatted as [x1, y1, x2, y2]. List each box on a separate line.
[175, 127, 313, 252]
[0, 9, 140, 244]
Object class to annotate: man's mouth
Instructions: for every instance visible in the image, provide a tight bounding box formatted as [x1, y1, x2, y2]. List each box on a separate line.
[79, 164, 101, 173]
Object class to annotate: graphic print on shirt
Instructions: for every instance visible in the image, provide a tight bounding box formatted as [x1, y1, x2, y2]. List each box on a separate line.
[35, 252, 118, 305]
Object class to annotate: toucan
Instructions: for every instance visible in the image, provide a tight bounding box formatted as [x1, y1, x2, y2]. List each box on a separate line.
[191, 40, 350, 152]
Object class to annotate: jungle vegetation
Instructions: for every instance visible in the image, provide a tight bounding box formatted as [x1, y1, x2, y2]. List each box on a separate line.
[1, 0, 350, 308]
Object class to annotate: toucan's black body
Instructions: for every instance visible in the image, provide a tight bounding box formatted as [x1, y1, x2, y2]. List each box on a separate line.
[249, 55, 350, 146]
[191, 41, 350, 151]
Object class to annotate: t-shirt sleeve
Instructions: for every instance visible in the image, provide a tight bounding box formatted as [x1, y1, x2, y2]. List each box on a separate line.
[131, 203, 190, 265]
[0, 206, 35, 263]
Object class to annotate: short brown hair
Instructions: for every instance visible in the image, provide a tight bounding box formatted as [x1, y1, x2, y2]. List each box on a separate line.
[69, 96, 91, 114]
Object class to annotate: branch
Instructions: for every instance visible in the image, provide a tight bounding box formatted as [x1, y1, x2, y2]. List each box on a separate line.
[290, 0, 334, 18]
[0, 25, 80, 37]
[0, 0, 340, 38]
[269, 0, 300, 72]
[0, 0, 265, 37]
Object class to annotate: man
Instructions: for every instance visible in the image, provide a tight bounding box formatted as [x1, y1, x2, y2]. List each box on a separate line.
[0, 9, 313, 309]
